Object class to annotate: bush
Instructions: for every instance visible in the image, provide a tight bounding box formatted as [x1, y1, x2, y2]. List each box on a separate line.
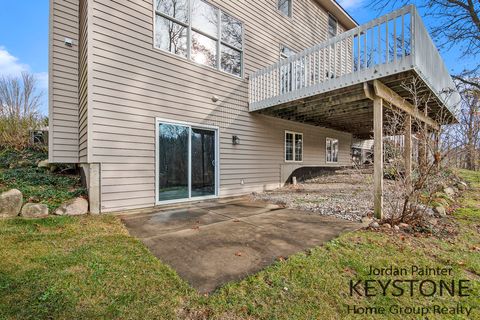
[0, 148, 86, 211]
[0, 147, 47, 169]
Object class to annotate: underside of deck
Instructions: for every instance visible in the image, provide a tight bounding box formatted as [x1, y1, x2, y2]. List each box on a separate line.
[255, 71, 453, 139]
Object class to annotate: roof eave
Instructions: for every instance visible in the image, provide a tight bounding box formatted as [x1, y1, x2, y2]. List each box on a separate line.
[316, 0, 359, 30]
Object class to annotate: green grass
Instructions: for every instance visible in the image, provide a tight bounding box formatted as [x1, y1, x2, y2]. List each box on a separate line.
[1, 171, 479, 319]
[0, 148, 86, 211]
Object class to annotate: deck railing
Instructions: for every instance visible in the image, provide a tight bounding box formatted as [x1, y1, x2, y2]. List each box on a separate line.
[249, 5, 459, 115]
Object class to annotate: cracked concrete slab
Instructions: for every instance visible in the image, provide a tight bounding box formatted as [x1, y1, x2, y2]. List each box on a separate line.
[120, 197, 362, 293]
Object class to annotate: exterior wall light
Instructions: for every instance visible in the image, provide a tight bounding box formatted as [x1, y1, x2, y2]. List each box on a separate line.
[232, 135, 240, 145]
[64, 38, 74, 47]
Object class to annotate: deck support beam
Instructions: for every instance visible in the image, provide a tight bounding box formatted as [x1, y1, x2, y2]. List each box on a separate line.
[373, 97, 384, 219]
[404, 115, 412, 192]
[372, 80, 440, 131]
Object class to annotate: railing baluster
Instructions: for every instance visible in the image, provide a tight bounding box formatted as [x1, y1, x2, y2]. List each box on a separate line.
[386, 18, 389, 63]
[357, 32, 361, 71]
[370, 28, 374, 67]
[378, 24, 382, 64]
[363, 29, 367, 69]
[333, 42, 336, 77]
[401, 13, 405, 58]
[394, 16, 397, 63]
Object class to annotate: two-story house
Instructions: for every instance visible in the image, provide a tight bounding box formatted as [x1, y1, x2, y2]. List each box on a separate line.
[49, 0, 459, 216]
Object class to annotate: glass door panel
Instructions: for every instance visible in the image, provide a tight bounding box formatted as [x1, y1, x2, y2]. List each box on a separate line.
[158, 123, 190, 201]
[191, 128, 216, 198]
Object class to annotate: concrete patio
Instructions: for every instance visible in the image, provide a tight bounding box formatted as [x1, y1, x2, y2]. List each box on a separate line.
[119, 197, 363, 293]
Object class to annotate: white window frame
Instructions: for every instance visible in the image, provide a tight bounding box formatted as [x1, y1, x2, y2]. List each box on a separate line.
[328, 14, 338, 38]
[326, 137, 339, 164]
[277, 0, 293, 18]
[153, 0, 244, 78]
[285, 130, 303, 163]
[155, 117, 220, 205]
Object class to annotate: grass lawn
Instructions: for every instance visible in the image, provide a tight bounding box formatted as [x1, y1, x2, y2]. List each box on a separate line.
[0, 170, 479, 319]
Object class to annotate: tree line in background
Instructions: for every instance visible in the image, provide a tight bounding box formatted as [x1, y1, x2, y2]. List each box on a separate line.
[0, 72, 47, 150]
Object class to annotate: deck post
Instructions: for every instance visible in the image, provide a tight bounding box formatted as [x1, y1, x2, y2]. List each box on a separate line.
[373, 97, 384, 219]
[404, 115, 412, 192]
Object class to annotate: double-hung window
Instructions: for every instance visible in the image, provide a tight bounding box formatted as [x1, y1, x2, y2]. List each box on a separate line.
[155, 0, 243, 77]
[285, 131, 303, 162]
[326, 138, 339, 163]
[328, 14, 338, 38]
[278, 0, 293, 17]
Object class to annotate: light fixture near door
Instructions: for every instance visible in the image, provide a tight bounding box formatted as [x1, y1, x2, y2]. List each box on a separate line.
[232, 135, 240, 145]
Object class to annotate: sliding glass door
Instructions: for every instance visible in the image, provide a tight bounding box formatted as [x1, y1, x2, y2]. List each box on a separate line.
[157, 121, 217, 203]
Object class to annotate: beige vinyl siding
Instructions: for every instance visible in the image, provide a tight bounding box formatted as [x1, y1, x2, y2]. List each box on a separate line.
[78, 0, 89, 163]
[49, 0, 79, 163]
[87, 0, 353, 212]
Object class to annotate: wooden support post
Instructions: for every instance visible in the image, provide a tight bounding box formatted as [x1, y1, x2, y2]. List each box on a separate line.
[374, 97, 384, 219]
[404, 115, 412, 192]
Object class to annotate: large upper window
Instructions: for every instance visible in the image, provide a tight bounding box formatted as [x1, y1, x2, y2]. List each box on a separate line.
[155, 0, 243, 77]
[326, 138, 339, 163]
[285, 131, 303, 162]
[278, 0, 292, 17]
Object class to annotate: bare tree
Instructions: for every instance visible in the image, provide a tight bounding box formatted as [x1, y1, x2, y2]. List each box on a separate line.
[443, 77, 480, 170]
[379, 77, 461, 225]
[0, 72, 43, 150]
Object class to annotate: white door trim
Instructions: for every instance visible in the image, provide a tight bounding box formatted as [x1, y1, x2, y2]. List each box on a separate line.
[155, 117, 220, 206]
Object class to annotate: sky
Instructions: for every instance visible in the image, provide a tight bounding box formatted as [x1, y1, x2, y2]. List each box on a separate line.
[0, 0, 476, 116]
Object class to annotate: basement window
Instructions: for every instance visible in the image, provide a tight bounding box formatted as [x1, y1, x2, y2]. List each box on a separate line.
[285, 131, 303, 162]
[326, 138, 339, 163]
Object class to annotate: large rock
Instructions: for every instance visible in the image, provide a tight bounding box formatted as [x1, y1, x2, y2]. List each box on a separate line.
[0, 189, 23, 218]
[37, 160, 49, 168]
[456, 182, 467, 191]
[20, 203, 49, 218]
[443, 187, 456, 197]
[434, 206, 447, 217]
[54, 197, 88, 216]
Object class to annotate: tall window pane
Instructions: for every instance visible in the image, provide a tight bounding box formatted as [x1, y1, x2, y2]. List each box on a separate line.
[192, 31, 217, 68]
[285, 133, 293, 161]
[295, 134, 303, 161]
[332, 139, 339, 162]
[158, 123, 189, 201]
[155, 15, 187, 57]
[155, 0, 189, 23]
[278, 0, 292, 17]
[328, 15, 337, 37]
[191, 0, 218, 37]
[221, 13, 242, 49]
[326, 139, 332, 162]
[221, 45, 241, 76]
